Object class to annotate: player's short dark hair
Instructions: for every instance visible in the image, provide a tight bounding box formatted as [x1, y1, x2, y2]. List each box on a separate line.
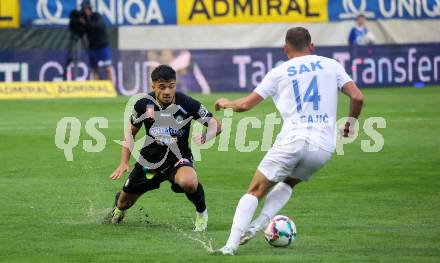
[151, 65, 176, 82]
[285, 27, 312, 51]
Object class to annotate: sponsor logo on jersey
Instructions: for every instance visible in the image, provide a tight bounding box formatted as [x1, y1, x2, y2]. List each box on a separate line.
[197, 105, 209, 118]
[149, 126, 184, 137]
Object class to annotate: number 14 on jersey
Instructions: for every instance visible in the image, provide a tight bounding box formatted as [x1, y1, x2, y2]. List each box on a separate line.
[292, 76, 320, 113]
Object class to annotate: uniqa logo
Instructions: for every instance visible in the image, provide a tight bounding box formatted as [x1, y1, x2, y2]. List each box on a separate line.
[339, 0, 375, 19]
[33, 0, 69, 25]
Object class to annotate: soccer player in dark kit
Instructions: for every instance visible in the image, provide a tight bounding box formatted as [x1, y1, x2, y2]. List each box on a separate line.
[109, 65, 222, 231]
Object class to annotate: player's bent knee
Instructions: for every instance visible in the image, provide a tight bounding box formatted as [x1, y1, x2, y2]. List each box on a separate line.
[180, 180, 198, 193]
[175, 169, 199, 193]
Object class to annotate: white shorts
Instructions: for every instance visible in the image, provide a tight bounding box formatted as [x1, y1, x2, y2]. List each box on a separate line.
[258, 139, 332, 182]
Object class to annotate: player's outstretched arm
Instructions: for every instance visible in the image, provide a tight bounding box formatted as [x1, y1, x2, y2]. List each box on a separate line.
[193, 116, 223, 145]
[215, 92, 263, 112]
[110, 123, 140, 180]
[341, 81, 364, 137]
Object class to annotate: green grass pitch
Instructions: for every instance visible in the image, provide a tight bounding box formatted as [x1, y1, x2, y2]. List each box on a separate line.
[0, 87, 439, 262]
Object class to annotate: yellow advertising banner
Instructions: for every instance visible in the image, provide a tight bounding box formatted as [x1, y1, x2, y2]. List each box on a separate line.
[0, 0, 20, 28]
[0, 81, 117, 99]
[178, 0, 328, 25]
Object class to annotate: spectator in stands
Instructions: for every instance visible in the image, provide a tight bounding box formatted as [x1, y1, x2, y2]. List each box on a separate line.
[348, 14, 375, 76]
[79, 0, 114, 84]
[348, 14, 375, 46]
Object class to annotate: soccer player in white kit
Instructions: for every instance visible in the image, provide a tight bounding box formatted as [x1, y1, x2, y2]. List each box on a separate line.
[214, 27, 364, 255]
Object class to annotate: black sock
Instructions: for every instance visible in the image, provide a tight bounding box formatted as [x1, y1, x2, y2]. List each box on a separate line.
[185, 184, 206, 213]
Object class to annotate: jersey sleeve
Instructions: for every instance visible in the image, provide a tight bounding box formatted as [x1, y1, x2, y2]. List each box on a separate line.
[187, 96, 213, 126]
[130, 100, 144, 128]
[333, 60, 353, 91]
[253, 69, 277, 99]
[348, 27, 356, 45]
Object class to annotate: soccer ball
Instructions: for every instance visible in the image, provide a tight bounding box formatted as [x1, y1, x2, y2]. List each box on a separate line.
[264, 215, 297, 247]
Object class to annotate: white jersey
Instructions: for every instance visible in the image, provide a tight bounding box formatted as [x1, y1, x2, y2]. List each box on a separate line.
[254, 55, 352, 152]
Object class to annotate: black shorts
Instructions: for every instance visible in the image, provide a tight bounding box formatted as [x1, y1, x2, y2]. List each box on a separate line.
[122, 158, 193, 195]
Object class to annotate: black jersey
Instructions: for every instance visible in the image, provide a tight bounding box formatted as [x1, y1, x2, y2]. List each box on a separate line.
[130, 92, 212, 170]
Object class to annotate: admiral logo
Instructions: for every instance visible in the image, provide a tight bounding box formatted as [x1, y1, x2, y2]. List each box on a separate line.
[178, 0, 327, 24]
[187, 0, 320, 20]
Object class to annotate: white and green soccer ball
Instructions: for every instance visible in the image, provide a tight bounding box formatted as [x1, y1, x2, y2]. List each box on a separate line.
[264, 215, 297, 247]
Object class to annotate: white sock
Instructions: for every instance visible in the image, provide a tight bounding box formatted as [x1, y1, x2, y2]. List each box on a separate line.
[250, 182, 292, 231]
[225, 194, 258, 249]
[197, 209, 208, 217]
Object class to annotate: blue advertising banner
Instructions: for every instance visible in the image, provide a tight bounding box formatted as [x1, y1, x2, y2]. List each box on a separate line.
[329, 0, 440, 21]
[0, 44, 439, 95]
[20, 0, 176, 27]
